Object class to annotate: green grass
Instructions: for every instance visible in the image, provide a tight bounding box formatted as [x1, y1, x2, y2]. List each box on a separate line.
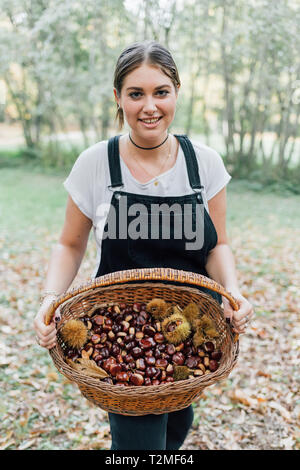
[0, 167, 67, 240]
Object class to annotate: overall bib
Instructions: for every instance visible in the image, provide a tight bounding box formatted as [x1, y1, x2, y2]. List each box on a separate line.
[96, 134, 221, 450]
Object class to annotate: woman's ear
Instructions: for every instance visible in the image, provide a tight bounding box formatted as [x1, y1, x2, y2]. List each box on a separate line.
[113, 88, 120, 107]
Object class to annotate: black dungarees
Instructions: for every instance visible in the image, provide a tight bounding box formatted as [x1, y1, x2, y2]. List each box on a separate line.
[96, 134, 221, 450]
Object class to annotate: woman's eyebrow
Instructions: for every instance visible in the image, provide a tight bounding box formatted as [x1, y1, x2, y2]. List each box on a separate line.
[126, 84, 172, 91]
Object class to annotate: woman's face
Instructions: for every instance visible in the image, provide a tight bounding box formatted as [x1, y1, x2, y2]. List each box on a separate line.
[114, 63, 179, 143]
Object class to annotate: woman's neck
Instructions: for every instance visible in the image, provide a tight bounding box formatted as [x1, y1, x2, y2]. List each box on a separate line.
[127, 131, 170, 162]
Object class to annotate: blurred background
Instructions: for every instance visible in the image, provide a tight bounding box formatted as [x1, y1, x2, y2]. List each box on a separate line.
[0, 0, 299, 451]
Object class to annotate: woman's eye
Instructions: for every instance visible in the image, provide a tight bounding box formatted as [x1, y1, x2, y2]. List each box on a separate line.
[129, 90, 169, 99]
[156, 90, 169, 96]
[129, 92, 142, 99]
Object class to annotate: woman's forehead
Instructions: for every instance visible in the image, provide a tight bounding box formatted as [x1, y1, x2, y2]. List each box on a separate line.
[122, 64, 173, 90]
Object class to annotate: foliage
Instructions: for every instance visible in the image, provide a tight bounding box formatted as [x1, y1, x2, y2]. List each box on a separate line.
[0, 0, 299, 180]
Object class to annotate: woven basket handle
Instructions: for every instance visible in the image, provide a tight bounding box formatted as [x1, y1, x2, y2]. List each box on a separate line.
[44, 267, 239, 326]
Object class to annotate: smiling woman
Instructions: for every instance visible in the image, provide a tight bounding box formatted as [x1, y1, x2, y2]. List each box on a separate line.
[34, 40, 254, 451]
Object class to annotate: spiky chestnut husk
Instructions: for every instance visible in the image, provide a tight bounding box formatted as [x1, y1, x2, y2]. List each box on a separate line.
[200, 314, 215, 330]
[192, 314, 220, 347]
[60, 319, 88, 349]
[173, 365, 191, 381]
[161, 312, 191, 345]
[146, 299, 172, 320]
[182, 303, 200, 329]
[192, 329, 206, 347]
[204, 327, 219, 338]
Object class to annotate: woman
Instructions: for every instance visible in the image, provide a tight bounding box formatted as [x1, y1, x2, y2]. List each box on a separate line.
[34, 40, 254, 450]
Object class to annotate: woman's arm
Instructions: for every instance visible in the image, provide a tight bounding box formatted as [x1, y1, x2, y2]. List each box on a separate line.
[44, 195, 93, 294]
[205, 188, 254, 333]
[34, 196, 93, 348]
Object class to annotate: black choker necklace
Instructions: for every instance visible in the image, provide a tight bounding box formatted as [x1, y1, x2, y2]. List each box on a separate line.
[129, 133, 169, 150]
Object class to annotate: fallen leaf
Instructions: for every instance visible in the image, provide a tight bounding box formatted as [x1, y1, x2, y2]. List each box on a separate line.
[18, 439, 36, 450]
[269, 401, 292, 422]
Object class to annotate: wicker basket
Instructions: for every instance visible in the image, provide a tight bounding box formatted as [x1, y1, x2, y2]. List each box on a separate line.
[45, 268, 239, 416]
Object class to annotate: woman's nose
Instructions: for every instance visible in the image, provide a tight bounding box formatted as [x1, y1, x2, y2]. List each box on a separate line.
[143, 96, 157, 113]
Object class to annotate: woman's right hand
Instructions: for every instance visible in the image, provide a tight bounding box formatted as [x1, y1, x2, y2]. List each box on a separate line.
[33, 295, 61, 349]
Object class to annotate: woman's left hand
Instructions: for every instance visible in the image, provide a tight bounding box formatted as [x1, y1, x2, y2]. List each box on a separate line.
[222, 293, 254, 334]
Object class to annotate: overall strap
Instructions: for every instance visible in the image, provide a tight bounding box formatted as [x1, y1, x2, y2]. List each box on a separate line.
[107, 135, 123, 189]
[174, 134, 203, 192]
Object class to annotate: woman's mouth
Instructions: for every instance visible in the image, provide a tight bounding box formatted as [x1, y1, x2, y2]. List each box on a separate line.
[138, 116, 162, 128]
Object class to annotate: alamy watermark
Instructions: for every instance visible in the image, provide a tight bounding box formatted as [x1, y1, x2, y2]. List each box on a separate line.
[95, 195, 205, 250]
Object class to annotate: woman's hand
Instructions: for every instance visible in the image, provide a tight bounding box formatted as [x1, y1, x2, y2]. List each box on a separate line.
[33, 295, 61, 349]
[222, 293, 254, 334]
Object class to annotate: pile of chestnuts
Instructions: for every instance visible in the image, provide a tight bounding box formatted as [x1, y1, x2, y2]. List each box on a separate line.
[63, 302, 223, 386]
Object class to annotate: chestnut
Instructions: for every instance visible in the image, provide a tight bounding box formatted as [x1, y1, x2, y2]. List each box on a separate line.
[194, 369, 204, 377]
[156, 358, 168, 369]
[142, 325, 156, 336]
[93, 326, 103, 334]
[144, 350, 153, 357]
[152, 379, 160, 386]
[185, 356, 199, 368]
[100, 347, 109, 358]
[133, 302, 142, 313]
[110, 363, 122, 376]
[203, 356, 210, 367]
[111, 344, 120, 356]
[94, 315, 105, 326]
[102, 377, 113, 385]
[130, 373, 144, 386]
[166, 344, 176, 355]
[166, 377, 174, 383]
[204, 342, 215, 353]
[131, 347, 143, 358]
[121, 320, 130, 332]
[145, 356, 156, 366]
[139, 311, 149, 321]
[211, 350, 222, 361]
[154, 333, 165, 343]
[128, 361, 136, 369]
[147, 337, 157, 347]
[172, 352, 185, 365]
[136, 316, 147, 326]
[91, 334, 101, 344]
[100, 333, 107, 344]
[209, 360, 219, 372]
[183, 346, 193, 356]
[139, 338, 153, 350]
[124, 354, 134, 364]
[102, 358, 116, 372]
[161, 353, 170, 362]
[125, 341, 136, 351]
[154, 349, 162, 359]
[136, 358, 146, 370]
[145, 366, 158, 378]
[166, 364, 174, 376]
[112, 324, 122, 334]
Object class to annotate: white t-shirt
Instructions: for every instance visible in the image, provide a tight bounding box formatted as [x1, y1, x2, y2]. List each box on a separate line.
[63, 136, 231, 276]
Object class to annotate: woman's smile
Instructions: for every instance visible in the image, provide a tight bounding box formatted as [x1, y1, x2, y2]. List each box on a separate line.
[138, 116, 163, 128]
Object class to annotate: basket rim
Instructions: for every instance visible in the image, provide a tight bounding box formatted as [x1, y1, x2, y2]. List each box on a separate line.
[50, 281, 239, 396]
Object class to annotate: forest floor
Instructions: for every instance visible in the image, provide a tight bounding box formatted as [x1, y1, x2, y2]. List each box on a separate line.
[0, 168, 299, 450]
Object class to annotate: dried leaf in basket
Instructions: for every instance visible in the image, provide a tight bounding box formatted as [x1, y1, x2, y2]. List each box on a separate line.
[66, 358, 109, 379]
